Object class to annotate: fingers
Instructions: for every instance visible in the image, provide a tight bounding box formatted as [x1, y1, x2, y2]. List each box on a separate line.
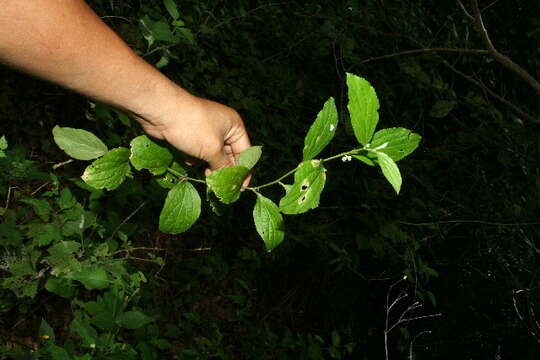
[206, 147, 235, 172]
[205, 135, 252, 188]
[229, 127, 251, 159]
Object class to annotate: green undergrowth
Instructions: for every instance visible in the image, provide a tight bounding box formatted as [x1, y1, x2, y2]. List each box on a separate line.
[1, 0, 539, 359]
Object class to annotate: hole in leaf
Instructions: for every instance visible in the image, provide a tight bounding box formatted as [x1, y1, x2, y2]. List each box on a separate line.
[298, 195, 307, 204]
[301, 184, 309, 191]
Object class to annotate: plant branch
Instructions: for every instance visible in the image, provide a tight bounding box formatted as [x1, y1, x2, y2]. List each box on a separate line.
[248, 147, 365, 191]
[321, 147, 366, 163]
[409, 331, 432, 360]
[167, 167, 207, 185]
[107, 201, 147, 241]
[468, 0, 540, 94]
[399, 219, 540, 227]
[248, 166, 298, 191]
[441, 60, 540, 123]
[108, 247, 165, 257]
[356, 47, 488, 65]
[456, 0, 474, 20]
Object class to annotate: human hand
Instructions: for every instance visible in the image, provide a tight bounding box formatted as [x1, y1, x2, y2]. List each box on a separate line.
[136, 88, 251, 176]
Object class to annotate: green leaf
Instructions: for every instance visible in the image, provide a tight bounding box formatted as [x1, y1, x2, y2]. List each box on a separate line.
[376, 151, 402, 194]
[429, 100, 456, 118]
[48, 345, 71, 360]
[253, 194, 285, 251]
[151, 21, 176, 43]
[45, 278, 76, 298]
[52, 126, 108, 160]
[0, 135, 7, 157]
[368, 128, 421, 162]
[159, 181, 201, 234]
[163, 0, 180, 19]
[0, 223, 23, 247]
[46, 241, 82, 275]
[57, 187, 77, 210]
[28, 223, 63, 247]
[155, 161, 186, 189]
[68, 267, 109, 290]
[346, 74, 379, 145]
[302, 97, 338, 160]
[352, 154, 377, 166]
[178, 27, 195, 45]
[70, 315, 98, 348]
[206, 166, 250, 204]
[117, 311, 153, 330]
[139, 16, 155, 48]
[129, 135, 173, 175]
[279, 160, 327, 214]
[39, 318, 55, 343]
[20, 198, 52, 221]
[81, 148, 131, 190]
[237, 146, 263, 169]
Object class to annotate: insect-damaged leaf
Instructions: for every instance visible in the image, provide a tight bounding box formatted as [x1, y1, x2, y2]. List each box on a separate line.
[302, 97, 338, 160]
[206, 166, 250, 204]
[52, 126, 108, 160]
[159, 181, 201, 234]
[346, 73, 380, 146]
[376, 151, 402, 194]
[369, 128, 421, 161]
[237, 146, 263, 169]
[129, 135, 173, 175]
[81, 148, 130, 190]
[253, 194, 285, 251]
[279, 160, 326, 215]
[155, 161, 186, 189]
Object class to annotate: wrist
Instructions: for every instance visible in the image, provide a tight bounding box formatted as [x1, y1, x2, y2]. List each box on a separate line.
[127, 70, 198, 139]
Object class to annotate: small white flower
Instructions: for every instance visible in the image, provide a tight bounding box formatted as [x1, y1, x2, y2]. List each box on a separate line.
[341, 155, 352, 162]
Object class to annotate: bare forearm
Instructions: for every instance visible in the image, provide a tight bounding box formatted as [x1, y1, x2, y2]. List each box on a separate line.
[0, 0, 189, 117]
[0, 0, 251, 172]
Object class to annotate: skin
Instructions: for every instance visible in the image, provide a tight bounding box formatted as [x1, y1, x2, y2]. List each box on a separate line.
[0, 0, 251, 176]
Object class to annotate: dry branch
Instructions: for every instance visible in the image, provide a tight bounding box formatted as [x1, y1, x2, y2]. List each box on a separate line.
[468, 0, 540, 94]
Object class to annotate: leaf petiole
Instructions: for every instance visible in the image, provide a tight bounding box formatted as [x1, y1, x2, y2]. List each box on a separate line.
[166, 167, 206, 185]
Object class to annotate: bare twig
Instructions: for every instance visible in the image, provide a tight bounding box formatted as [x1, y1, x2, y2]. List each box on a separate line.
[30, 181, 51, 196]
[210, 2, 288, 31]
[481, 0, 501, 12]
[4, 185, 14, 209]
[468, 0, 540, 93]
[384, 277, 442, 360]
[409, 331, 432, 360]
[457, 0, 474, 20]
[52, 159, 73, 170]
[357, 47, 488, 65]
[107, 201, 147, 241]
[443, 60, 539, 123]
[512, 289, 540, 342]
[108, 247, 165, 257]
[399, 219, 540, 227]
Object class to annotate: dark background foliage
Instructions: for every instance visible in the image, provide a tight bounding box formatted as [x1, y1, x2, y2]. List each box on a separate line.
[1, 0, 539, 359]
